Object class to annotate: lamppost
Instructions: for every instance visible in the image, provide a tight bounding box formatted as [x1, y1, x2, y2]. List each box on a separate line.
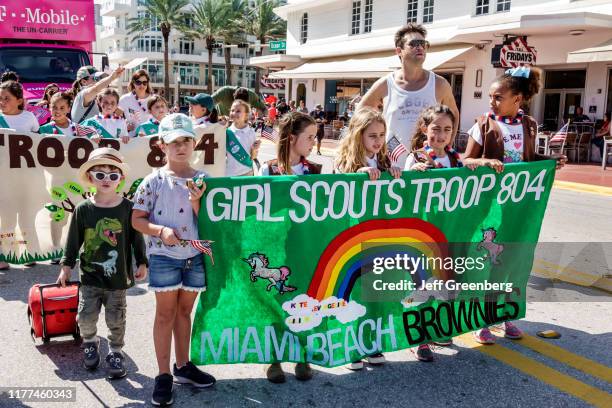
[175, 72, 181, 109]
[237, 42, 250, 88]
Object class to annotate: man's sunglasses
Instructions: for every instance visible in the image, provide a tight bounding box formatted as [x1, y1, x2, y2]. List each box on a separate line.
[134, 79, 149, 86]
[89, 171, 121, 182]
[407, 39, 430, 49]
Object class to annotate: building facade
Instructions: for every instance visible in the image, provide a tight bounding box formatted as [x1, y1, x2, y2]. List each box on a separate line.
[254, 0, 612, 132]
[97, 0, 286, 105]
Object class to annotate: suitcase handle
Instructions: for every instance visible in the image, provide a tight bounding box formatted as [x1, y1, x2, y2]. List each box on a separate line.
[38, 281, 81, 340]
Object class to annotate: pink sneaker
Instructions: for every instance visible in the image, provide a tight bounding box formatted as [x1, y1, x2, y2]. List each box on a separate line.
[503, 321, 523, 339]
[473, 328, 496, 344]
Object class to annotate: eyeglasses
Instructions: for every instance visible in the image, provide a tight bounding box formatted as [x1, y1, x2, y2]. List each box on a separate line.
[134, 80, 149, 86]
[407, 39, 430, 50]
[89, 171, 121, 182]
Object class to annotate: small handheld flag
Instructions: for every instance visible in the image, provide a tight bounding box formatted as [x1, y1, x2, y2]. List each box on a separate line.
[261, 126, 279, 142]
[387, 135, 407, 164]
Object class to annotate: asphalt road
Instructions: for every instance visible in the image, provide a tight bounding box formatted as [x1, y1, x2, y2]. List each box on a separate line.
[0, 142, 610, 407]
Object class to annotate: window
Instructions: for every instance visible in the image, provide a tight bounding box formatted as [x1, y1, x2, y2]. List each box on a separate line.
[364, 0, 373, 33]
[124, 60, 164, 83]
[350, 0, 373, 35]
[238, 70, 257, 89]
[136, 36, 162, 52]
[212, 66, 226, 87]
[406, 0, 418, 23]
[475, 0, 489, 15]
[351, 1, 361, 35]
[174, 63, 200, 86]
[179, 39, 194, 55]
[497, 0, 510, 12]
[137, 11, 160, 32]
[300, 13, 308, 44]
[423, 0, 434, 23]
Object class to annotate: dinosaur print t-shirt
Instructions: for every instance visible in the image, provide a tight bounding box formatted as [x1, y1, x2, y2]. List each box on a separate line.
[60, 198, 148, 290]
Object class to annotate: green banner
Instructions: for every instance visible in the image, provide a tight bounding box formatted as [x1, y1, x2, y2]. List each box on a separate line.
[191, 161, 555, 367]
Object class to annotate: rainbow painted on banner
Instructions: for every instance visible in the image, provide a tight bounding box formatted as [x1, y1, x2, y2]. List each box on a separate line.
[306, 218, 452, 301]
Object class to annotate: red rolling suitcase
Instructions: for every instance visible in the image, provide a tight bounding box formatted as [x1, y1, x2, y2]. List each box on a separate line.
[27, 282, 81, 343]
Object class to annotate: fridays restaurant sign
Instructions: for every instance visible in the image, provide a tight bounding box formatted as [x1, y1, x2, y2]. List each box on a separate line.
[191, 162, 555, 367]
[0, 125, 226, 263]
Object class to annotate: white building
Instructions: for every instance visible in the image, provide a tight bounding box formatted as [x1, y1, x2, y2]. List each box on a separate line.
[252, 0, 612, 132]
[96, 0, 286, 104]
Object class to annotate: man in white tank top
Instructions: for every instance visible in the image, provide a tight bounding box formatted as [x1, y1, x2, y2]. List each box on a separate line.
[359, 24, 459, 168]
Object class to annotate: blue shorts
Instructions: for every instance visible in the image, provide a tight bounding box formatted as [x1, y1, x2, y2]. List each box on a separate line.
[148, 254, 206, 292]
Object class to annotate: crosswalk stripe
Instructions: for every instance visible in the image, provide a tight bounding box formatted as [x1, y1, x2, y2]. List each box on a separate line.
[518, 334, 612, 384]
[456, 334, 612, 407]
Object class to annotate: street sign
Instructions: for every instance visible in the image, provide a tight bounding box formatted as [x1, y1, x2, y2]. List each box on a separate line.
[269, 40, 286, 51]
[499, 37, 536, 68]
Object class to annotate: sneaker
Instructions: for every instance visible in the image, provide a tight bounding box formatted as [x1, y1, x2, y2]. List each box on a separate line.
[50, 259, 61, 265]
[173, 362, 216, 388]
[473, 328, 496, 344]
[105, 352, 127, 379]
[366, 353, 386, 365]
[0, 261, 9, 270]
[504, 321, 523, 340]
[347, 360, 364, 370]
[294, 362, 313, 381]
[151, 373, 174, 406]
[82, 341, 100, 370]
[414, 344, 434, 362]
[432, 338, 453, 347]
[266, 363, 286, 383]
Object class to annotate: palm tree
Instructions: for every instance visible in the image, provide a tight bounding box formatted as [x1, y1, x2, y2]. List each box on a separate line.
[245, 0, 286, 94]
[127, 0, 189, 100]
[220, 0, 247, 85]
[188, 0, 233, 93]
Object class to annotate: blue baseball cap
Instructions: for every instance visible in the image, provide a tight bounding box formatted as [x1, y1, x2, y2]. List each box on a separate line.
[185, 93, 215, 111]
[159, 113, 196, 143]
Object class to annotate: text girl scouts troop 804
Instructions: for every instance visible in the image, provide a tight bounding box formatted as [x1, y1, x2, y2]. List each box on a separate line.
[0, 22, 567, 406]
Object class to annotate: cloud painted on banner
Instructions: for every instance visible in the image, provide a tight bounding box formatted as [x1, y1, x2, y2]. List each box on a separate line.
[282, 294, 366, 332]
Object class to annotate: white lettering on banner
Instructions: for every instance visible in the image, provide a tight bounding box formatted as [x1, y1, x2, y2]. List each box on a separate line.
[203, 170, 550, 224]
[198, 315, 397, 365]
[25, 8, 83, 26]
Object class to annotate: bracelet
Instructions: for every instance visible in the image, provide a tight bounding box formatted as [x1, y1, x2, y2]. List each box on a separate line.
[157, 226, 165, 238]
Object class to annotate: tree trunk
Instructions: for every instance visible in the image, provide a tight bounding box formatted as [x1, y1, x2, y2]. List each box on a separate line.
[163, 29, 170, 101]
[254, 39, 263, 94]
[206, 37, 213, 94]
[224, 47, 232, 88]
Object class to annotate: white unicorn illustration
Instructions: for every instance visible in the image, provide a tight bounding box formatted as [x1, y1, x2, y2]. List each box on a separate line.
[477, 228, 504, 265]
[243, 253, 297, 295]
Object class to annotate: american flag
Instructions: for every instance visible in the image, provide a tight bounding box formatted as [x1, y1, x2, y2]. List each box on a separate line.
[549, 122, 569, 144]
[75, 124, 99, 138]
[187, 240, 214, 265]
[387, 135, 407, 164]
[261, 126, 279, 142]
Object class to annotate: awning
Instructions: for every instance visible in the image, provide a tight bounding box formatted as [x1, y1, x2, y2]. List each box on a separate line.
[567, 38, 612, 63]
[268, 46, 472, 80]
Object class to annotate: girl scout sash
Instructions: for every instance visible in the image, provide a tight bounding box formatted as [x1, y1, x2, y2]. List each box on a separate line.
[81, 119, 116, 139]
[0, 114, 11, 129]
[226, 128, 253, 168]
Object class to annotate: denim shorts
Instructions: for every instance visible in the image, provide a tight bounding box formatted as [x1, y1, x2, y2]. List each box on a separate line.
[148, 254, 206, 292]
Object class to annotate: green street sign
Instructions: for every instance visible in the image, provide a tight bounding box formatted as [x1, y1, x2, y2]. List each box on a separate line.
[269, 40, 286, 51]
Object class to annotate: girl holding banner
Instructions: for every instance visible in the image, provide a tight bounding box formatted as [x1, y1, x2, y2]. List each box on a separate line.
[464, 66, 566, 344]
[226, 100, 260, 176]
[81, 89, 131, 144]
[259, 112, 322, 177]
[334, 107, 401, 181]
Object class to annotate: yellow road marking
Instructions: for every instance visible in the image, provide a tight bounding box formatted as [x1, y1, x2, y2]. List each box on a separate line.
[518, 334, 612, 384]
[553, 180, 612, 197]
[456, 334, 612, 407]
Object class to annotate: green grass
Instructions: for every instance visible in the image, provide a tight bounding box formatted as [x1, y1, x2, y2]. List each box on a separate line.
[0, 249, 63, 264]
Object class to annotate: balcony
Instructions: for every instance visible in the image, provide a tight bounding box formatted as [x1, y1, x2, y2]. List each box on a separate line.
[101, 0, 132, 17]
[100, 26, 127, 40]
[108, 47, 164, 63]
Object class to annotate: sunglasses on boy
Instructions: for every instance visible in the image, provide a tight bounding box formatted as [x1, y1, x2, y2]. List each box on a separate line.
[89, 171, 122, 182]
[134, 79, 149, 86]
[407, 39, 430, 50]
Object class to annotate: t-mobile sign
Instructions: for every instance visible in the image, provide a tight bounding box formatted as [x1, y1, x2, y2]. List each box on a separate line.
[0, 1, 95, 42]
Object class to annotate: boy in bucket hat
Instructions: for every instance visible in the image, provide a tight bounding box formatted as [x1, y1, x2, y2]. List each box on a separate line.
[57, 147, 148, 379]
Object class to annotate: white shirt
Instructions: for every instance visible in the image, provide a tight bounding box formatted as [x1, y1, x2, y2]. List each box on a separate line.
[226, 124, 257, 176]
[366, 155, 378, 168]
[468, 121, 524, 163]
[383, 71, 437, 168]
[405, 152, 451, 170]
[0, 110, 39, 132]
[119, 92, 152, 136]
